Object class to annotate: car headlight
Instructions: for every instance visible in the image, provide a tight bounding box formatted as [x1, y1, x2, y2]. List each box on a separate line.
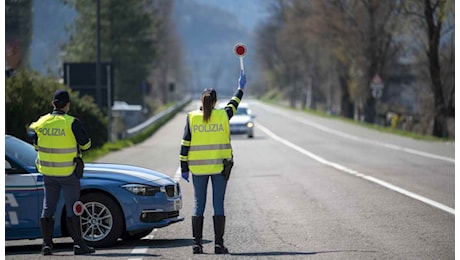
[247, 122, 254, 128]
[122, 184, 161, 196]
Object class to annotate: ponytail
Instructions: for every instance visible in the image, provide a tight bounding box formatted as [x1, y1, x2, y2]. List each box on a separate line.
[201, 88, 217, 123]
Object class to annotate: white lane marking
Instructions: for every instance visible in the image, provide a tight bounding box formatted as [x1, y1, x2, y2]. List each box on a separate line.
[128, 229, 157, 260]
[255, 102, 454, 163]
[146, 228, 158, 240]
[257, 122, 455, 215]
[130, 246, 148, 254]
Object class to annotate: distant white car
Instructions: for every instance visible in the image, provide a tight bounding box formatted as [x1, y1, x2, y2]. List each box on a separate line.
[228, 103, 255, 138]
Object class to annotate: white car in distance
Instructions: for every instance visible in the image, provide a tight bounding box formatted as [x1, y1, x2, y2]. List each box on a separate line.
[227, 103, 255, 138]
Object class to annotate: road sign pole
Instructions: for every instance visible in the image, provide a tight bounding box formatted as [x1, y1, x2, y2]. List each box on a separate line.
[370, 74, 384, 99]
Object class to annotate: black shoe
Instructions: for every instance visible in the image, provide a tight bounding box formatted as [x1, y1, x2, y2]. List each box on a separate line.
[41, 244, 52, 255]
[193, 244, 203, 254]
[74, 243, 96, 255]
[215, 244, 229, 254]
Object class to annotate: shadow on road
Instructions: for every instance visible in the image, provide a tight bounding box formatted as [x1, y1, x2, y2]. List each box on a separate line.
[7, 239, 376, 258]
[6, 238, 201, 256]
[6, 246, 38, 255]
[230, 249, 377, 257]
[5, 241, 163, 257]
[128, 238, 198, 248]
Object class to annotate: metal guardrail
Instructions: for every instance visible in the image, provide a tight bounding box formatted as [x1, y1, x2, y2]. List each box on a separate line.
[125, 97, 191, 139]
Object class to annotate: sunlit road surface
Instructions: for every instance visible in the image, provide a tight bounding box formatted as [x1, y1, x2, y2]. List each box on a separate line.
[6, 100, 454, 259]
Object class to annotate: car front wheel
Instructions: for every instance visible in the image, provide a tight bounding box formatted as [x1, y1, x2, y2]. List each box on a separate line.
[80, 192, 124, 247]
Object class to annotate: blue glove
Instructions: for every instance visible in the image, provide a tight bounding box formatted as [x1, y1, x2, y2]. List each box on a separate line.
[181, 171, 190, 182]
[238, 70, 246, 89]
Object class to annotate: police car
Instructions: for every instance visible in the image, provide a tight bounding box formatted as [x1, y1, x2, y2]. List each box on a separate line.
[5, 134, 183, 247]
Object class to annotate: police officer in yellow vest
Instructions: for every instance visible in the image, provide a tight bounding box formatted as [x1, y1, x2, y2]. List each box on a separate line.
[29, 89, 95, 256]
[180, 70, 246, 254]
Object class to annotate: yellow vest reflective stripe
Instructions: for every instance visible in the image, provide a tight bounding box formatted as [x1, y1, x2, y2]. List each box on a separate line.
[189, 144, 232, 151]
[29, 113, 77, 176]
[188, 109, 232, 175]
[36, 160, 75, 167]
[36, 147, 77, 154]
[188, 159, 225, 165]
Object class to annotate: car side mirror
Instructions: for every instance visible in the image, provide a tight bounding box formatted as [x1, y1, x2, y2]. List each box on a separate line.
[6, 160, 27, 174]
[6, 160, 12, 169]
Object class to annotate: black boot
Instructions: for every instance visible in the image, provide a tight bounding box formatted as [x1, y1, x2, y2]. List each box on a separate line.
[192, 216, 204, 254]
[213, 215, 229, 254]
[40, 217, 54, 255]
[66, 216, 96, 255]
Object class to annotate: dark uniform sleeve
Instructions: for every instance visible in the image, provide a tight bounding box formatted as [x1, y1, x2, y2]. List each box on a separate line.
[180, 115, 191, 173]
[28, 129, 38, 148]
[28, 114, 46, 148]
[72, 118, 91, 151]
[224, 89, 244, 120]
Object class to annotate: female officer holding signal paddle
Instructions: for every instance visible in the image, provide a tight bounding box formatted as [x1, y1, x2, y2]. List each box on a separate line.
[180, 66, 247, 254]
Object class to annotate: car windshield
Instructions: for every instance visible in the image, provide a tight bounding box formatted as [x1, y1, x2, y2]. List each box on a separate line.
[236, 107, 248, 115]
[6, 136, 38, 167]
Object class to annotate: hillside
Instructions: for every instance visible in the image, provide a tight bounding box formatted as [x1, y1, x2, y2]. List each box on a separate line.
[29, 0, 267, 96]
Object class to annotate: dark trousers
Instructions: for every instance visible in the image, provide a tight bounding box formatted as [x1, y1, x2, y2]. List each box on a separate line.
[42, 172, 80, 218]
[192, 173, 227, 216]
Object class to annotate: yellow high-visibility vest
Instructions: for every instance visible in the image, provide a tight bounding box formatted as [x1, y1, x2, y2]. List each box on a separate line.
[188, 109, 232, 175]
[29, 114, 78, 176]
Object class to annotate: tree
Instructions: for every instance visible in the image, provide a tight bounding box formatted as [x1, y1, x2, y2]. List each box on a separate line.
[256, 0, 402, 120]
[316, 0, 403, 123]
[62, 0, 161, 105]
[425, 0, 455, 132]
[308, 0, 366, 118]
[404, 0, 454, 137]
[148, 1, 188, 105]
[6, 71, 107, 147]
[256, 0, 318, 108]
[5, 0, 33, 70]
[255, 0, 453, 137]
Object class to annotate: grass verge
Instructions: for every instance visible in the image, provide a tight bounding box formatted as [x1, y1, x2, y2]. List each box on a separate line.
[262, 100, 453, 142]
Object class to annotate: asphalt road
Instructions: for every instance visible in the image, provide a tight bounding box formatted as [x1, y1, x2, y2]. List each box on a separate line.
[6, 100, 455, 259]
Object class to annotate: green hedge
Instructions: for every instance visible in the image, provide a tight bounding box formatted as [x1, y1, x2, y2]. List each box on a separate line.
[6, 71, 107, 147]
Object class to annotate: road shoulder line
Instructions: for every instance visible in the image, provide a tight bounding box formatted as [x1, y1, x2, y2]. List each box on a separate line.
[255, 102, 454, 163]
[257, 122, 454, 215]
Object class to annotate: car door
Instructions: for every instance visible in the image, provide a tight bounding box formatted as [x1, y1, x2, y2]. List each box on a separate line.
[5, 158, 44, 240]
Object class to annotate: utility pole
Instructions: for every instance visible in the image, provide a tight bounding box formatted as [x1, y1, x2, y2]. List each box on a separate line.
[96, 0, 101, 110]
[96, 0, 111, 142]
